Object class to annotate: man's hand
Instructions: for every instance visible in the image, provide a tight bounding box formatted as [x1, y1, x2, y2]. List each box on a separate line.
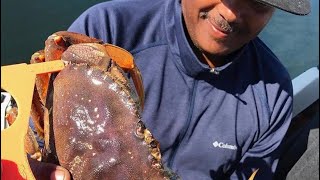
[1, 157, 71, 180]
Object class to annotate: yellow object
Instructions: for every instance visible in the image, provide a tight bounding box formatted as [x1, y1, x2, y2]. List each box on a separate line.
[1, 60, 65, 180]
[248, 169, 259, 180]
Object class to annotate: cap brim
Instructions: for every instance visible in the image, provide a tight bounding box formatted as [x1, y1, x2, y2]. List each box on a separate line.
[256, 0, 311, 15]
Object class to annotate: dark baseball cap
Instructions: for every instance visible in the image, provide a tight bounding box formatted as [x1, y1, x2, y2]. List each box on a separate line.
[256, 0, 311, 15]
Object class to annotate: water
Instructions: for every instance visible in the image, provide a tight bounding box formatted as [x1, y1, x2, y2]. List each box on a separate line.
[1, 0, 319, 79]
[1, 0, 106, 65]
[259, 0, 319, 79]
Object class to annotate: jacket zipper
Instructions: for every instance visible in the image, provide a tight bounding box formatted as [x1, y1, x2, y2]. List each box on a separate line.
[168, 80, 198, 169]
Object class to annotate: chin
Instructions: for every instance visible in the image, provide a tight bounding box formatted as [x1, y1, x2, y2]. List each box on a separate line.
[200, 45, 232, 56]
[196, 39, 227, 54]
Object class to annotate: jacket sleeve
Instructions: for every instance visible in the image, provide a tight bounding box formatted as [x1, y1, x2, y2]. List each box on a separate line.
[230, 80, 293, 180]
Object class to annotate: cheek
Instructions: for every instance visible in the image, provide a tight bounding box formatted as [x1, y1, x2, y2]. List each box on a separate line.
[182, 6, 201, 43]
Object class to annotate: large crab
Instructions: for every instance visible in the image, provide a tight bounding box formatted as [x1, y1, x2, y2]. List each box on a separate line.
[6, 31, 178, 179]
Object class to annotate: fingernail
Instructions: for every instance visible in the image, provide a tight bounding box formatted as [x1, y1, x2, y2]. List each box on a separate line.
[51, 169, 65, 180]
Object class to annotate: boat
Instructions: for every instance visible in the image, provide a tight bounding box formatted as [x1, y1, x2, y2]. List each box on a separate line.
[275, 66, 319, 179]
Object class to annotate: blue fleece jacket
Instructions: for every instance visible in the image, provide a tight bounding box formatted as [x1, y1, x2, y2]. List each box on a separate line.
[68, 0, 293, 179]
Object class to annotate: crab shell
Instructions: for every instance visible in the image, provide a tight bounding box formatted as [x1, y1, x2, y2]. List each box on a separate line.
[28, 31, 179, 179]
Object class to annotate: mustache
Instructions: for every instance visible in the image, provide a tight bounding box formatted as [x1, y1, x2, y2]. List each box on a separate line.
[200, 11, 237, 34]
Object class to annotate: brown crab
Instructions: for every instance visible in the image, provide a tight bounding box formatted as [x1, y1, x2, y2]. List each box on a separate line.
[8, 31, 179, 179]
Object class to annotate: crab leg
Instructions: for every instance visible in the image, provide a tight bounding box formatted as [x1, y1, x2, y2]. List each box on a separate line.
[5, 107, 42, 161]
[128, 66, 145, 110]
[29, 32, 103, 138]
[104, 44, 145, 110]
[30, 51, 47, 138]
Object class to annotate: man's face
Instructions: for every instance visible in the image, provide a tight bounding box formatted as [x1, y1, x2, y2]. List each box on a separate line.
[181, 0, 275, 56]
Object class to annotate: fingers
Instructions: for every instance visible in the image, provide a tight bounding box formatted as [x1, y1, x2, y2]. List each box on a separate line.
[28, 157, 71, 180]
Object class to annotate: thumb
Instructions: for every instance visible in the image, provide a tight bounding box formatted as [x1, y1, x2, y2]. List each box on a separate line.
[28, 157, 71, 180]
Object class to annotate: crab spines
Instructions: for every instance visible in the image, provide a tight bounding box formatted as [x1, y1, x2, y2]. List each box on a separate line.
[135, 120, 163, 171]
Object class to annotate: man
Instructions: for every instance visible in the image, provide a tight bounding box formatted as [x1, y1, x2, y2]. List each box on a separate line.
[6, 0, 310, 179]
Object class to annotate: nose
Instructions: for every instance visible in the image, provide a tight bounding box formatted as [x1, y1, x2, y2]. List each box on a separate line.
[219, 0, 243, 23]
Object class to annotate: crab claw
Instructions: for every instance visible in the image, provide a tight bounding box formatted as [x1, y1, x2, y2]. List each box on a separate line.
[45, 32, 144, 110]
[45, 31, 103, 62]
[105, 44, 145, 110]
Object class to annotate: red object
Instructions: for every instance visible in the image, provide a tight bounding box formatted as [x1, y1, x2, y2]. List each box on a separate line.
[1, 159, 26, 180]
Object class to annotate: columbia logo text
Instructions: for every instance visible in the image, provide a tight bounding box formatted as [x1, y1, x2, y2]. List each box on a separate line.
[212, 141, 237, 150]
